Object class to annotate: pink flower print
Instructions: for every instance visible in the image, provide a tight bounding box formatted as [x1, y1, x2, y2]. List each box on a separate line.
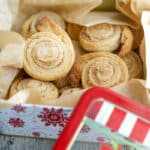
[37, 108, 68, 127]
[12, 105, 26, 113]
[8, 118, 24, 128]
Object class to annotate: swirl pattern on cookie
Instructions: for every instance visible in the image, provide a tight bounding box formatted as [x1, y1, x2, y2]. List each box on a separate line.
[80, 23, 133, 56]
[69, 52, 129, 88]
[23, 21, 75, 81]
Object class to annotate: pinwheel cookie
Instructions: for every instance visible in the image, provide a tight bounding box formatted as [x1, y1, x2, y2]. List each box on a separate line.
[69, 52, 129, 88]
[21, 11, 66, 38]
[23, 20, 75, 81]
[122, 51, 143, 79]
[80, 23, 133, 56]
[9, 77, 59, 101]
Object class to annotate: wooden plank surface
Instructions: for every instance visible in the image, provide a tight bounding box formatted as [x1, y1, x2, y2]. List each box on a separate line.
[0, 135, 99, 150]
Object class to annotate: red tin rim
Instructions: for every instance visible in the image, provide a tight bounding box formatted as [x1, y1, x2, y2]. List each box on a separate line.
[53, 87, 150, 150]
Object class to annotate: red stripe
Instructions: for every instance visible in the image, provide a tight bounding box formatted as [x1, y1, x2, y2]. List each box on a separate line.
[106, 108, 126, 131]
[118, 146, 123, 150]
[129, 119, 150, 142]
[100, 144, 113, 150]
[87, 101, 103, 119]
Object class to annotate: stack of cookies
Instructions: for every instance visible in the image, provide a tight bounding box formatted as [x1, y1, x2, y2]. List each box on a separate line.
[0, 10, 144, 103]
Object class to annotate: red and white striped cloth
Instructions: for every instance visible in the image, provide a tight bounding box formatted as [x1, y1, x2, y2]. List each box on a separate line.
[88, 99, 150, 148]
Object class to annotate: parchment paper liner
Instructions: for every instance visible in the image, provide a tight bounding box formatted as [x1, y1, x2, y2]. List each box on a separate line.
[0, 1, 150, 109]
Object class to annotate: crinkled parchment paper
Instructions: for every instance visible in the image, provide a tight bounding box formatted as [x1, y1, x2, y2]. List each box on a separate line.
[0, 0, 150, 109]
